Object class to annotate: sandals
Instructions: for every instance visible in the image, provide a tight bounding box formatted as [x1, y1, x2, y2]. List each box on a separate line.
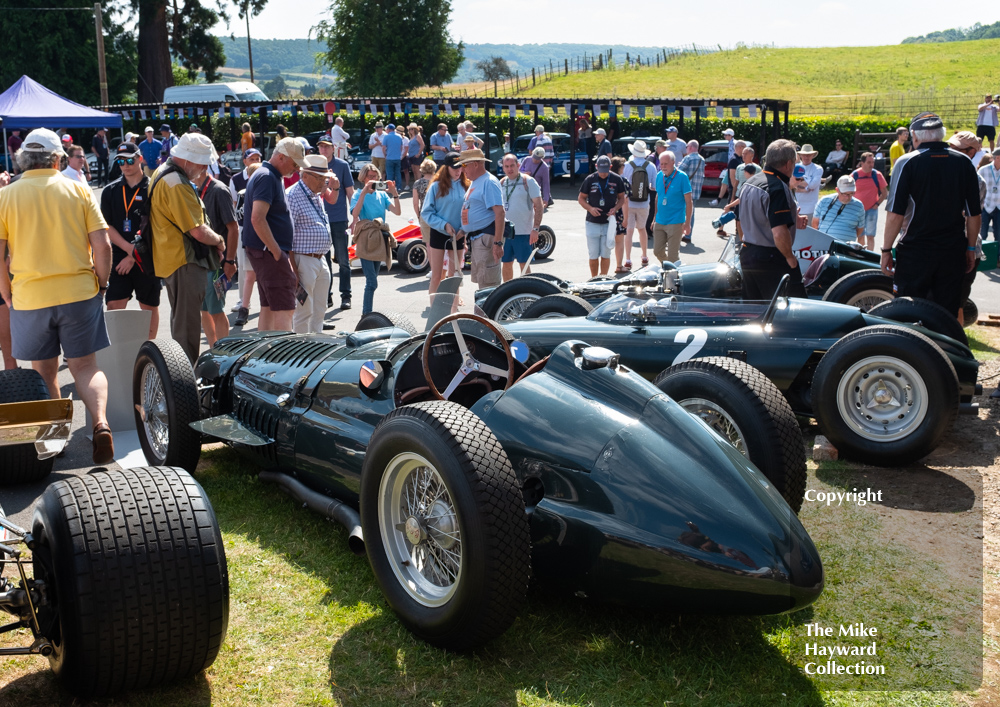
[624, 260, 632, 271]
[92, 422, 114, 465]
[640, 257, 649, 266]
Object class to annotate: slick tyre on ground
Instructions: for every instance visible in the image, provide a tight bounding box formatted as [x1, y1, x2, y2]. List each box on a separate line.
[0, 368, 55, 485]
[521, 294, 594, 319]
[867, 296, 968, 346]
[653, 356, 807, 512]
[812, 325, 959, 465]
[355, 310, 419, 336]
[480, 277, 563, 321]
[821, 270, 894, 311]
[31, 466, 229, 698]
[133, 339, 202, 472]
[360, 401, 531, 650]
[396, 239, 429, 273]
[534, 225, 556, 259]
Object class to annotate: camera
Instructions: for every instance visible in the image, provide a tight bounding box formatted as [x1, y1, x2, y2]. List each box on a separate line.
[374, 181, 387, 191]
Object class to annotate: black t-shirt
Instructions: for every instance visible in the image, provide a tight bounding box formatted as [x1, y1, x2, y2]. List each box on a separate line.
[727, 155, 742, 173]
[92, 134, 108, 159]
[887, 141, 982, 247]
[580, 172, 626, 224]
[100, 175, 149, 264]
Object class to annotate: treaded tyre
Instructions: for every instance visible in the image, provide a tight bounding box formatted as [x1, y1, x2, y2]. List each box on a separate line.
[522, 294, 594, 319]
[654, 357, 807, 512]
[355, 310, 418, 336]
[822, 270, 894, 311]
[133, 339, 202, 472]
[31, 466, 229, 698]
[396, 239, 429, 273]
[522, 272, 569, 287]
[812, 325, 959, 465]
[0, 369, 55, 485]
[963, 299, 979, 327]
[480, 277, 562, 321]
[535, 225, 556, 259]
[868, 296, 967, 346]
[360, 401, 530, 650]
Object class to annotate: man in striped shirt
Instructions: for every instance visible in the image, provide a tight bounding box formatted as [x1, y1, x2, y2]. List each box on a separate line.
[287, 155, 337, 334]
[811, 176, 866, 242]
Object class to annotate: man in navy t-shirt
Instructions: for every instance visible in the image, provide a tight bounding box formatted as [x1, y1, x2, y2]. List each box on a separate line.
[243, 137, 309, 331]
[317, 135, 356, 310]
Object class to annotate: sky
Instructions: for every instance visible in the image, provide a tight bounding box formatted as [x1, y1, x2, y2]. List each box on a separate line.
[214, 0, 999, 47]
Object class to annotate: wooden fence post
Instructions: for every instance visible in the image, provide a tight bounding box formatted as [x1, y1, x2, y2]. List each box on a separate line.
[532, 68, 535, 86]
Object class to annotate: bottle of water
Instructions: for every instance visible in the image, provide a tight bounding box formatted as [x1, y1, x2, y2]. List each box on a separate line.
[712, 211, 737, 229]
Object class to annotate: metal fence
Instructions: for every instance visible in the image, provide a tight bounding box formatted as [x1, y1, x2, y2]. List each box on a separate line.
[793, 92, 986, 127]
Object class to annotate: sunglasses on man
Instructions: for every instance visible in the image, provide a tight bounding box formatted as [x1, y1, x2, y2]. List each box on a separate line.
[115, 156, 138, 166]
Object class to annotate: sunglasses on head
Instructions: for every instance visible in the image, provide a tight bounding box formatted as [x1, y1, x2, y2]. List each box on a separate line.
[115, 156, 137, 165]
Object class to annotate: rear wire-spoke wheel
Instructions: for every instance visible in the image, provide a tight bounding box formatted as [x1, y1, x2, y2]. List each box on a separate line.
[140, 364, 169, 461]
[132, 339, 201, 472]
[680, 398, 747, 456]
[480, 278, 562, 322]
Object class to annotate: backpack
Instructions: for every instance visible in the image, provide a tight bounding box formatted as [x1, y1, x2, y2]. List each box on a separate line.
[217, 161, 234, 187]
[131, 163, 185, 277]
[629, 158, 649, 201]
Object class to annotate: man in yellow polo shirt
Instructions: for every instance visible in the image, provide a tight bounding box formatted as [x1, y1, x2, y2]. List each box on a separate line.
[0, 128, 115, 464]
[150, 132, 227, 364]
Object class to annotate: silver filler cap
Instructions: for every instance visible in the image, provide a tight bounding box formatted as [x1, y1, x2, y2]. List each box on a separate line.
[581, 346, 619, 371]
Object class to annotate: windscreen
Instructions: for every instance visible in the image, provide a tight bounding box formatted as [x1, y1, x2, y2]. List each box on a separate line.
[587, 293, 768, 325]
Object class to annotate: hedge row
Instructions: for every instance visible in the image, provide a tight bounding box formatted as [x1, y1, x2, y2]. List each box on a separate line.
[116, 112, 912, 163]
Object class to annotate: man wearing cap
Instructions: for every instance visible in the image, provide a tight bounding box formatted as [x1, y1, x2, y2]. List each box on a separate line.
[883, 113, 981, 320]
[578, 154, 627, 277]
[139, 127, 162, 178]
[851, 152, 888, 250]
[738, 139, 808, 300]
[102, 143, 160, 341]
[430, 124, 455, 166]
[382, 123, 404, 191]
[243, 137, 310, 332]
[457, 149, 505, 287]
[622, 140, 656, 269]
[978, 146, 1000, 242]
[794, 144, 823, 219]
[369, 122, 387, 178]
[811, 176, 866, 242]
[316, 136, 353, 310]
[91, 127, 109, 186]
[0, 128, 115, 463]
[520, 147, 551, 208]
[651, 151, 693, 265]
[287, 155, 335, 333]
[664, 127, 685, 163]
[158, 124, 178, 166]
[594, 128, 612, 160]
[722, 128, 737, 161]
[331, 116, 351, 161]
[150, 132, 228, 363]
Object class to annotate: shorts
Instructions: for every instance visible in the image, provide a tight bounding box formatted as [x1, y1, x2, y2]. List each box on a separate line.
[469, 233, 501, 287]
[246, 247, 296, 311]
[864, 208, 879, 237]
[106, 261, 161, 307]
[627, 207, 649, 231]
[201, 269, 226, 314]
[585, 220, 612, 259]
[10, 292, 110, 360]
[429, 228, 466, 251]
[409, 155, 423, 168]
[977, 125, 996, 141]
[502, 234, 533, 263]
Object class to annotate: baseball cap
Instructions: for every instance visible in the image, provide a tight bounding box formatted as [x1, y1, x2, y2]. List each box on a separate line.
[948, 130, 980, 151]
[836, 175, 856, 192]
[243, 148, 262, 159]
[666, 126, 678, 133]
[273, 136, 310, 169]
[188, 123, 201, 133]
[386, 123, 395, 131]
[595, 155, 611, 172]
[909, 111, 943, 132]
[594, 128, 607, 136]
[116, 142, 140, 155]
[442, 151, 462, 168]
[60, 134, 73, 144]
[316, 134, 333, 145]
[722, 128, 735, 136]
[654, 139, 667, 147]
[21, 128, 64, 153]
[145, 126, 154, 133]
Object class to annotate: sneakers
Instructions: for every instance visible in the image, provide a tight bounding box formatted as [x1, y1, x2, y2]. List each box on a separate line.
[709, 199, 720, 206]
[234, 307, 249, 326]
[341, 299, 352, 310]
[717, 230, 730, 240]
[229, 301, 242, 313]
[92, 423, 114, 465]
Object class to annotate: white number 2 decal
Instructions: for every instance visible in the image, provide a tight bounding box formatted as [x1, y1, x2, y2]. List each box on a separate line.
[672, 328, 708, 365]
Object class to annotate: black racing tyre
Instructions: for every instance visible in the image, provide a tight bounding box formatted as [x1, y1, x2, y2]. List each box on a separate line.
[396, 239, 429, 273]
[360, 401, 530, 650]
[653, 357, 807, 512]
[963, 299, 979, 328]
[523, 272, 570, 287]
[867, 296, 968, 346]
[521, 294, 594, 319]
[0, 369, 55, 485]
[587, 275, 617, 282]
[31, 466, 229, 698]
[535, 225, 556, 259]
[812, 325, 959, 465]
[133, 339, 202, 472]
[355, 310, 418, 336]
[821, 269, 894, 311]
[480, 277, 563, 321]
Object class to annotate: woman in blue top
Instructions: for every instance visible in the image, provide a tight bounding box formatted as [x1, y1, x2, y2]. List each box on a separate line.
[350, 164, 401, 314]
[420, 152, 470, 305]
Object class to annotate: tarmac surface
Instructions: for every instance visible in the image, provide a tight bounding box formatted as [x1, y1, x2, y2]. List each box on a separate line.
[2, 178, 998, 528]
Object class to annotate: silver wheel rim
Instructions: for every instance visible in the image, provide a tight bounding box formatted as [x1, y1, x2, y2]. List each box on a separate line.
[378, 452, 462, 607]
[140, 363, 169, 461]
[536, 232, 552, 256]
[408, 244, 427, 270]
[845, 288, 892, 312]
[835, 356, 928, 442]
[495, 293, 541, 321]
[679, 398, 748, 457]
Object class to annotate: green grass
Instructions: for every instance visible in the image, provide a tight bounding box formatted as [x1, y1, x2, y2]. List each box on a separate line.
[967, 325, 1000, 360]
[0, 447, 984, 706]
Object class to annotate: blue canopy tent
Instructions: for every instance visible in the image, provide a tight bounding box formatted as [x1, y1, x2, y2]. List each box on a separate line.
[0, 75, 122, 169]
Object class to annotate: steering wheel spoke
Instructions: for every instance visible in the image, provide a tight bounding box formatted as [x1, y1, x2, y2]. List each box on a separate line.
[450, 321, 471, 358]
[421, 314, 516, 401]
[479, 363, 510, 379]
[440, 367, 472, 400]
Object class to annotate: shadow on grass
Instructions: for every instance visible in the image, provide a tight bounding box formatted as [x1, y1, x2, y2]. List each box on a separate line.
[0, 665, 212, 707]
[815, 461, 977, 512]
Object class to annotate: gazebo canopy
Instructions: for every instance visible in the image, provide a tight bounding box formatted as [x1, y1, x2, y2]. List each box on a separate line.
[0, 75, 122, 130]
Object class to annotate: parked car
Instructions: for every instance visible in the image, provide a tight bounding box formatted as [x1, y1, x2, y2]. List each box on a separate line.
[611, 133, 662, 158]
[700, 139, 757, 196]
[511, 133, 588, 177]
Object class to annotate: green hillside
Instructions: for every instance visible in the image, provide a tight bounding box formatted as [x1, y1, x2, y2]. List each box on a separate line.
[903, 20, 1000, 43]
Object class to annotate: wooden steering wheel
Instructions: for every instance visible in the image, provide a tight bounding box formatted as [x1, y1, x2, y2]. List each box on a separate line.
[421, 313, 516, 401]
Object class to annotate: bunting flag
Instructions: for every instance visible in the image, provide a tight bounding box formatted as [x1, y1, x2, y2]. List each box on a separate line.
[593, 104, 601, 117]
[539, 104, 545, 117]
[732, 106, 740, 117]
[471, 102, 478, 113]
[716, 106, 724, 119]
[638, 106, 646, 118]
[445, 103, 452, 114]
[509, 105, 515, 118]
[699, 106, 708, 118]
[347, 104, 354, 115]
[748, 105, 758, 118]
[139, 109, 147, 119]
[178, 108, 185, 119]
[230, 107, 238, 118]
[395, 103, 402, 113]
[622, 105, 630, 119]
[459, 105, 465, 117]
[667, 105, 676, 114]
[197, 107, 204, 115]
[218, 106, 224, 119]
[404, 102, 412, 113]
[418, 104, 426, 116]
[652, 106, 661, 117]
[565, 104, 572, 115]
[683, 106, 692, 118]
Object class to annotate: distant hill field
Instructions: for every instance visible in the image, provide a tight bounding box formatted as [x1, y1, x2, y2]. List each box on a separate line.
[510, 40, 1000, 123]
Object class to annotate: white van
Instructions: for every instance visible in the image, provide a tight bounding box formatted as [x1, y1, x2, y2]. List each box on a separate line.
[162, 82, 269, 104]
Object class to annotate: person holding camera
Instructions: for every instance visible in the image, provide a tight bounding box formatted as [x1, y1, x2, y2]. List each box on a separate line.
[977, 94, 999, 152]
[350, 165, 401, 314]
